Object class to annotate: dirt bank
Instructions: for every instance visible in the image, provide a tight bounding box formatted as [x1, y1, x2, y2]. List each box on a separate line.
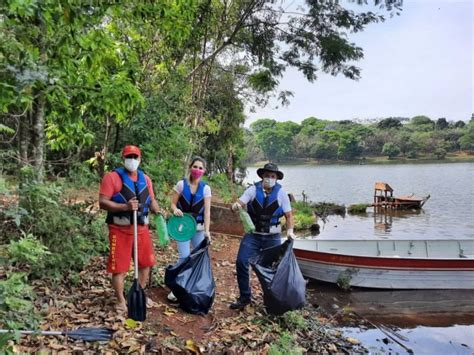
[8, 233, 365, 353]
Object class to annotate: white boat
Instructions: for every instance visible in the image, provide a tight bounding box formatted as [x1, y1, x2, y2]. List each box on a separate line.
[293, 239, 474, 289]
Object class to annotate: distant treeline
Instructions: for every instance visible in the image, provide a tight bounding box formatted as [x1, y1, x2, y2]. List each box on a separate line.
[244, 115, 474, 163]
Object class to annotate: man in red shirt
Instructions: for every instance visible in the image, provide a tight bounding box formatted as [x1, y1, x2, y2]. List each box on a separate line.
[99, 145, 160, 313]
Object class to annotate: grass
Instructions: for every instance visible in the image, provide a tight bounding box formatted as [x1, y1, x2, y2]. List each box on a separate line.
[348, 204, 369, 214]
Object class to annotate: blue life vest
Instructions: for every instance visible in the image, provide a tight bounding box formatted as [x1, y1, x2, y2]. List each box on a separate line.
[106, 167, 151, 225]
[177, 179, 207, 224]
[247, 181, 284, 233]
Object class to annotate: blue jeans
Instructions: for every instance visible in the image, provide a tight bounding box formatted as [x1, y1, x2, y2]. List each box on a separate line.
[177, 231, 205, 263]
[236, 233, 282, 301]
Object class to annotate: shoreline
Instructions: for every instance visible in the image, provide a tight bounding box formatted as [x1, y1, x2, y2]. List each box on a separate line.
[247, 153, 474, 167]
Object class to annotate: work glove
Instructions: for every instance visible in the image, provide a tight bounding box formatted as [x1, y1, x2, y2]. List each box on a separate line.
[286, 228, 296, 240]
[173, 208, 184, 217]
[231, 202, 242, 212]
[205, 231, 211, 242]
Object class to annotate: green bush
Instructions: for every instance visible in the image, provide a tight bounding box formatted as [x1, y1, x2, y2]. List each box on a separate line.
[347, 204, 368, 214]
[0, 272, 40, 329]
[407, 150, 418, 159]
[8, 234, 50, 268]
[9, 176, 108, 279]
[294, 214, 315, 230]
[208, 173, 244, 203]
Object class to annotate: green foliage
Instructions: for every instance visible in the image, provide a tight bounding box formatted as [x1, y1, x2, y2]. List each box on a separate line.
[292, 201, 316, 230]
[257, 128, 293, 162]
[208, 174, 244, 203]
[377, 118, 402, 129]
[382, 142, 400, 159]
[459, 120, 474, 151]
[8, 234, 50, 267]
[250, 119, 277, 134]
[0, 272, 40, 329]
[11, 179, 107, 279]
[281, 311, 308, 331]
[337, 268, 357, 291]
[434, 148, 447, 160]
[269, 331, 302, 355]
[407, 150, 418, 159]
[348, 204, 368, 214]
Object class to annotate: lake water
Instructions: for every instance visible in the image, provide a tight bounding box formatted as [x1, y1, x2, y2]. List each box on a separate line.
[245, 162, 474, 353]
[245, 162, 474, 239]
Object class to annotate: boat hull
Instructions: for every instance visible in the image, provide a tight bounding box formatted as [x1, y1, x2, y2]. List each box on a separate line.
[293, 239, 474, 289]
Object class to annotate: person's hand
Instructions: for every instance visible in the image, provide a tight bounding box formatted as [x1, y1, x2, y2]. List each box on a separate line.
[205, 231, 211, 242]
[173, 208, 184, 217]
[286, 228, 296, 240]
[127, 198, 139, 211]
[231, 202, 242, 212]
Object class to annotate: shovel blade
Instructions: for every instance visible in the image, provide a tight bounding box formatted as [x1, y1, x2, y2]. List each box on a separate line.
[127, 279, 146, 321]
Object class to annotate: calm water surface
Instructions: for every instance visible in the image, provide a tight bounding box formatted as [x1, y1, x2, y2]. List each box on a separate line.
[245, 162, 474, 239]
[245, 162, 474, 353]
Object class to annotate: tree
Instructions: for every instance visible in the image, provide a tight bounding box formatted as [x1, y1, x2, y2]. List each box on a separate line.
[337, 132, 362, 160]
[459, 123, 474, 152]
[250, 119, 277, 134]
[277, 121, 301, 136]
[410, 115, 434, 131]
[256, 128, 293, 162]
[382, 142, 400, 159]
[377, 118, 402, 129]
[435, 118, 449, 130]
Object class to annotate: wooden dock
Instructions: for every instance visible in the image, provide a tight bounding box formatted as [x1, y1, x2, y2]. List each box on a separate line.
[372, 182, 430, 209]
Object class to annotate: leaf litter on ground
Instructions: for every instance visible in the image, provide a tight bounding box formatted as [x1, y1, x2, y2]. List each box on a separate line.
[5, 233, 367, 353]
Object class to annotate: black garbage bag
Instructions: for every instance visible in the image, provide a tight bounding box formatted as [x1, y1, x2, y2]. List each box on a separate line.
[165, 239, 215, 314]
[249, 239, 306, 315]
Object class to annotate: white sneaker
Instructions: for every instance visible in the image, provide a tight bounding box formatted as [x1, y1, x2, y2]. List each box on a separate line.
[167, 291, 178, 302]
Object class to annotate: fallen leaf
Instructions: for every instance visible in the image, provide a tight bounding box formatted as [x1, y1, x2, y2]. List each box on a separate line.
[125, 318, 138, 329]
[185, 339, 200, 354]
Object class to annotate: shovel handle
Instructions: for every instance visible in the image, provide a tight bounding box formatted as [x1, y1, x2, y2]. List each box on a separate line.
[133, 209, 138, 279]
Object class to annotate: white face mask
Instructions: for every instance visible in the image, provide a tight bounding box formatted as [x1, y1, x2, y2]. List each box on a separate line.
[124, 158, 140, 172]
[263, 178, 276, 188]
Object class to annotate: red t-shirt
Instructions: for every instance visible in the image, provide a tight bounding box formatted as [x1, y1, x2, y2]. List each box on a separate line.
[99, 170, 155, 232]
[99, 171, 155, 199]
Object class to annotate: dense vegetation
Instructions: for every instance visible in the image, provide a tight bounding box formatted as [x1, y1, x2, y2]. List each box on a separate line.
[0, 0, 405, 335]
[244, 115, 474, 163]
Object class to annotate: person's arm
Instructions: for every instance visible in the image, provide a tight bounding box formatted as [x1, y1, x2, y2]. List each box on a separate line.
[149, 197, 160, 214]
[170, 190, 183, 216]
[99, 194, 138, 212]
[204, 196, 211, 239]
[231, 186, 254, 211]
[284, 211, 296, 239]
[281, 190, 296, 239]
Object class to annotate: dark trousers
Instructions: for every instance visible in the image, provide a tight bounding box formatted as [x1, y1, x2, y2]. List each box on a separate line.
[236, 232, 282, 301]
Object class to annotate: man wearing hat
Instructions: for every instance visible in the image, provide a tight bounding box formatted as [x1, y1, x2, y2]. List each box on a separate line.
[99, 145, 160, 314]
[230, 162, 296, 310]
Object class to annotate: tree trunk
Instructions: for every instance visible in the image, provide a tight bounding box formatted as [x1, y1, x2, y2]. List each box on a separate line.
[32, 94, 45, 182]
[18, 110, 30, 167]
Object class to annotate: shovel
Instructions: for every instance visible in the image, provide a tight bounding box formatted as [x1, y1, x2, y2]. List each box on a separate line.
[127, 210, 146, 321]
[0, 327, 114, 342]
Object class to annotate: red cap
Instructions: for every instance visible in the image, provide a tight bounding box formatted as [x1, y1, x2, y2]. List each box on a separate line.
[122, 145, 141, 157]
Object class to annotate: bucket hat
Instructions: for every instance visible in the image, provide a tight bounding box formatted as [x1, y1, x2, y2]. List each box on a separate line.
[256, 163, 284, 180]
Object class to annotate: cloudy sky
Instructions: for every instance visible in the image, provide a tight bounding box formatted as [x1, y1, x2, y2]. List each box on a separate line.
[245, 0, 473, 125]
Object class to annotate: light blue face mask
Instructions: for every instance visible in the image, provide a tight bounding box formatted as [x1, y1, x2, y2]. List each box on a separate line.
[263, 177, 276, 188]
[124, 158, 140, 172]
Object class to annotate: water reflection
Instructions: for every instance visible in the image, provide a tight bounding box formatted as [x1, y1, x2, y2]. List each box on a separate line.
[372, 208, 422, 236]
[309, 281, 474, 354]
